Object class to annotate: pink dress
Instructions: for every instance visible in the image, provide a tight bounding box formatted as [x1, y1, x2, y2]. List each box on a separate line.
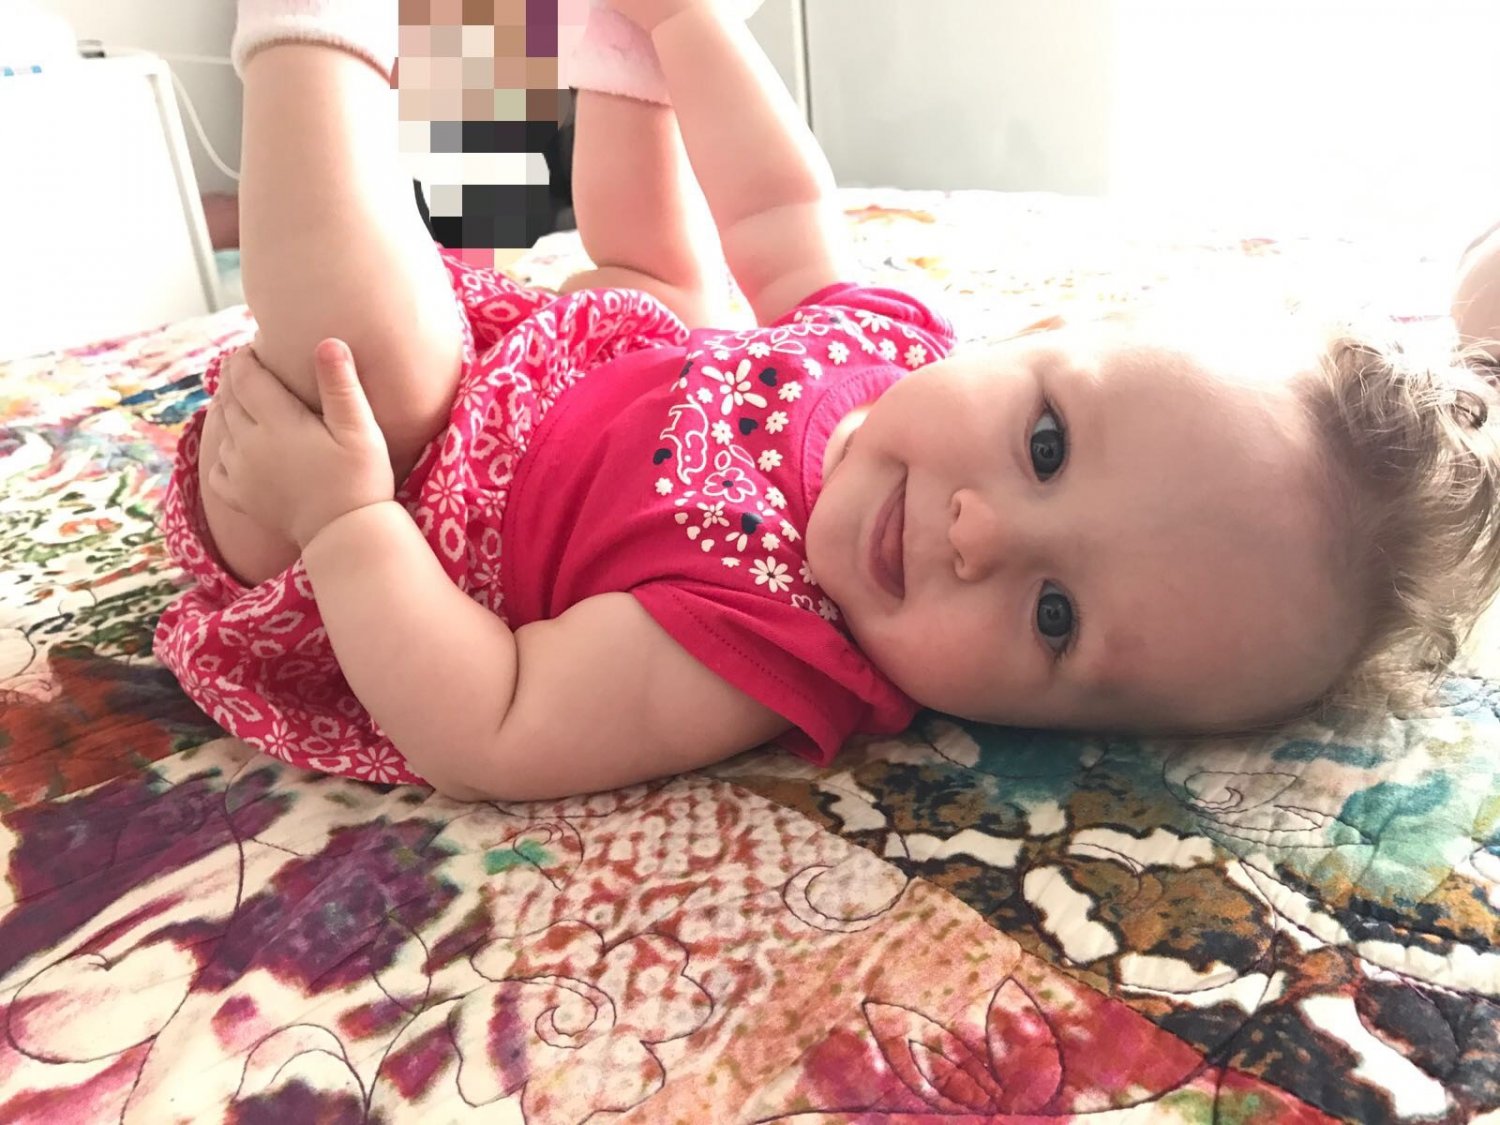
[154, 249, 956, 785]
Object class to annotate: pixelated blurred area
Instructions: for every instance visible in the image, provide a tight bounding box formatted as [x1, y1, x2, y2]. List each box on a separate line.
[397, 0, 577, 269]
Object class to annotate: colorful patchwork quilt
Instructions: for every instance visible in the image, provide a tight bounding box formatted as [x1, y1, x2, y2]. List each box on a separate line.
[2, 190, 1497, 1123]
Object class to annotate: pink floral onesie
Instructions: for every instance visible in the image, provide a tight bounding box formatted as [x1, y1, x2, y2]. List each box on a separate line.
[154, 248, 956, 784]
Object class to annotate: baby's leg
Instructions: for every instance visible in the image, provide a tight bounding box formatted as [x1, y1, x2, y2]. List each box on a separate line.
[558, 90, 728, 327]
[201, 33, 464, 585]
[1454, 218, 1500, 355]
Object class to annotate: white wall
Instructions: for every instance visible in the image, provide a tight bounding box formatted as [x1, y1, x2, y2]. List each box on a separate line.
[35, 0, 1500, 239]
[35, 0, 802, 203]
[803, 0, 1500, 237]
[42, 0, 241, 195]
[807, 0, 1116, 196]
[1110, 0, 1500, 235]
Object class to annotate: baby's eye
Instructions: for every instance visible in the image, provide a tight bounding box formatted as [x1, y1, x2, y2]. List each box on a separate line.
[1030, 408, 1066, 480]
[1037, 583, 1074, 653]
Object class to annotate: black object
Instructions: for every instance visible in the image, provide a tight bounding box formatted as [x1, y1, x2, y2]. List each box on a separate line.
[413, 95, 576, 249]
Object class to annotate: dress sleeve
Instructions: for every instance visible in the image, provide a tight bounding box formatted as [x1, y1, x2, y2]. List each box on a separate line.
[781, 281, 958, 363]
[630, 579, 918, 766]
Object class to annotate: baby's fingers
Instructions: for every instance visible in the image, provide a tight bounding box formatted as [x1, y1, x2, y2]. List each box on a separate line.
[220, 348, 268, 423]
[229, 348, 311, 426]
[216, 379, 255, 439]
[207, 447, 247, 514]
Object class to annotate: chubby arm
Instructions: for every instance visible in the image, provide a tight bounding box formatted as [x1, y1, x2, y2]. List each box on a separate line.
[300, 502, 518, 797]
[210, 340, 789, 800]
[474, 593, 791, 800]
[640, 2, 847, 325]
[302, 514, 790, 800]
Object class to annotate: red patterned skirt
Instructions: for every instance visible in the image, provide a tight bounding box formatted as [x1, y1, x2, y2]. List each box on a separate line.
[154, 248, 686, 784]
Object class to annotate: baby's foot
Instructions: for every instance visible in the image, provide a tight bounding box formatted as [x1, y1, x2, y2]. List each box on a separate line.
[562, 0, 763, 105]
[231, 0, 398, 82]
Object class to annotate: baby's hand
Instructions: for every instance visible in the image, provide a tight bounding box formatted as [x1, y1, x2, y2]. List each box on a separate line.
[208, 340, 395, 549]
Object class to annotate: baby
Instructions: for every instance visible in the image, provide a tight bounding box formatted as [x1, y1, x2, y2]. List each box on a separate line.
[154, 0, 1500, 801]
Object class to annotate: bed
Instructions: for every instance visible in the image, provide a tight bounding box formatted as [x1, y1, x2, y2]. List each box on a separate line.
[2, 188, 1497, 1124]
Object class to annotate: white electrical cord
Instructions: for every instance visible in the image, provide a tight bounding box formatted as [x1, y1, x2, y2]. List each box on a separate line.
[102, 44, 241, 182]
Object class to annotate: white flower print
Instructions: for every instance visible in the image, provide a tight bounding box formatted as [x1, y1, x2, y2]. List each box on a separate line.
[766, 486, 787, 509]
[761, 532, 781, 550]
[878, 338, 898, 361]
[778, 381, 802, 402]
[696, 387, 715, 404]
[712, 419, 735, 445]
[727, 531, 750, 552]
[859, 334, 878, 354]
[428, 473, 465, 515]
[261, 718, 296, 757]
[752, 557, 793, 594]
[792, 594, 817, 613]
[855, 309, 894, 332]
[714, 348, 732, 361]
[779, 520, 799, 542]
[704, 358, 770, 415]
[765, 411, 789, 434]
[818, 597, 841, 622]
[655, 477, 673, 496]
[705, 465, 756, 504]
[748, 341, 771, 358]
[905, 343, 929, 368]
[803, 357, 823, 380]
[356, 742, 405, 784]
[799, 561, 819, 586]
[758, 450, 783, 471]
[722, 557, 741, 568]
[828, 341, 850, 365]
[698, 500, 729, 528]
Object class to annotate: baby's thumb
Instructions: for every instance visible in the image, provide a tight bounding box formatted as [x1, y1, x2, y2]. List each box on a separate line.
[313, 339, 378, 436]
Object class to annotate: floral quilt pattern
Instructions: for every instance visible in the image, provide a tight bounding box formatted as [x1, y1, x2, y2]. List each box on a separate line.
[2, 189, 1496, 1122]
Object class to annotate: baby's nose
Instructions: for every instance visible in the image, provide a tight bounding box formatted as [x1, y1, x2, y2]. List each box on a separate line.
[949, 487, 1025, 582]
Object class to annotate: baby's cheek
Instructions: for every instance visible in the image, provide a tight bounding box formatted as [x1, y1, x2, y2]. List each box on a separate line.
[877, 630, 982, 712]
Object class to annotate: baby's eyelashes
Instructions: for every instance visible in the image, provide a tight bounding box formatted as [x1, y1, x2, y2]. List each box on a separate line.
[1037, 582, 1076, 656]
[1030, 407, 1066, 480]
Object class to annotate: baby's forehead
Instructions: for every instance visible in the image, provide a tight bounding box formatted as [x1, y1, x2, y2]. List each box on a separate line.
[1102, 311, 1318, 382]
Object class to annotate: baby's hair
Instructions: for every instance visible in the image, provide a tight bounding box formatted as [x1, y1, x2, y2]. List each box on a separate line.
[1295, 323, 1500, 716]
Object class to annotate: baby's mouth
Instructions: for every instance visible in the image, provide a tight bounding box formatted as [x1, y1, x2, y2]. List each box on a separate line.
[870, 476, 906, 598]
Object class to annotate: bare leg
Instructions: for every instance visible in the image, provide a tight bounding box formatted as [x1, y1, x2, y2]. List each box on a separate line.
[201, 43, 464, 585]
[558, 90, 729, 327]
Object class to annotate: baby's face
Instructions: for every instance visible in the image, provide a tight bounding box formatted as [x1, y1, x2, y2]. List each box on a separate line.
[805, 323, 1352, 734]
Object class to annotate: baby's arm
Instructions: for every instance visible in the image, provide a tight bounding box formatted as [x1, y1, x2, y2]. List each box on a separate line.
[621, 0, 848, 325]
[299, 504, 515, 797]
[304, 512, 788, 799]
[212, 339, 788, 800]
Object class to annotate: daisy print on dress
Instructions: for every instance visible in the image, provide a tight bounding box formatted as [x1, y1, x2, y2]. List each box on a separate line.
[653, 345, 821, 615]
[702, 446, 759, 505]
[785, 306, 932, 372]
[698, 314, 837, 369]
[702, 358, 769, 414]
